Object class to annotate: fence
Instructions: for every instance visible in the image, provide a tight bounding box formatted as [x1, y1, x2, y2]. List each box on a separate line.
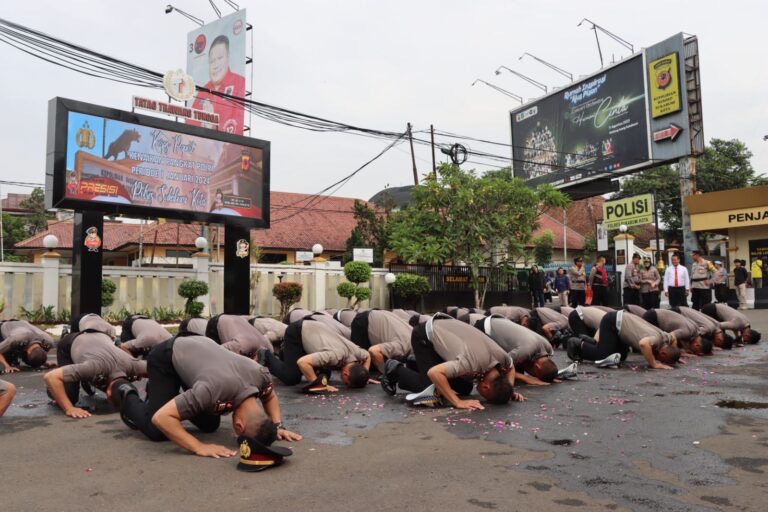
[0, 256, 390, 320]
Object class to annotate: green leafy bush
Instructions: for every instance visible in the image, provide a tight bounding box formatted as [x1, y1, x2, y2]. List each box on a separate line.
[354, 286, 372, 302]
[178, 280, 209, 317]
[273, 282, 303, 318]
[343, 261, 372, 284]
[336, 281, 357, 299]
[392, 273, 431, 299]
[101, 279, 117, 308]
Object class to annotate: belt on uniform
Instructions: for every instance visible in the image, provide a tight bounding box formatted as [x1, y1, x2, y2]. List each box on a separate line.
[691, 278, 707, 282]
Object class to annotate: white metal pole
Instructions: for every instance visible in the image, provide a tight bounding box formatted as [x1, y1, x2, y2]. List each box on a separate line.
[0, 184, 4, 262]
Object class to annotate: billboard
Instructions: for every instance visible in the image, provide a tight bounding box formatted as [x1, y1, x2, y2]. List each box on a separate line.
[511, 55, 650, 188]
[186, 10, 247, 135]
[602, 193, 654, 230]
[510, 33, 700, 189]
[46, 97, 270, 228]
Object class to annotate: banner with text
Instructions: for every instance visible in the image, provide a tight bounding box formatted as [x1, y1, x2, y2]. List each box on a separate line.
[602, 193, 654, 230]
[64, 111, 263, 219]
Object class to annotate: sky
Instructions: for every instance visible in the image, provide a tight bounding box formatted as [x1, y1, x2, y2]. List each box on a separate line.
[0, 0, 766, 205]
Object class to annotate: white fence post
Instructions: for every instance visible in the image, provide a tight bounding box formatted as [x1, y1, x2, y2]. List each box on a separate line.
[41, 251, 60, 311]
[310, 261, 327, 311]
[192, 252, 210, 316]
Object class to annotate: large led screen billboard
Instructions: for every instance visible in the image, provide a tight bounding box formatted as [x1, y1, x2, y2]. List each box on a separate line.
[510, 55, 650, 188]
[186, 10, 247, 135]
[46, 97, 270, 227]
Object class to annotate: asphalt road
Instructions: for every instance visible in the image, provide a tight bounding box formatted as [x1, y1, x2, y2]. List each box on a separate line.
[2, 311, 767, 512]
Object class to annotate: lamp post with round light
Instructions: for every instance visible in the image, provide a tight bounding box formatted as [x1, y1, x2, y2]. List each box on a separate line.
[385, 272, 397, 309]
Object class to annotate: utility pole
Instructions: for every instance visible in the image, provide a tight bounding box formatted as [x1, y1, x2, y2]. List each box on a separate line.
[679, 156, 698, 266]
[407, 123, 418, 185]
[430, 124, 437, 178]
[653, 189, 662, 265]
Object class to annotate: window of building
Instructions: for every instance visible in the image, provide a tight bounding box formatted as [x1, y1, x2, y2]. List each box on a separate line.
[259, 253, 288, 264]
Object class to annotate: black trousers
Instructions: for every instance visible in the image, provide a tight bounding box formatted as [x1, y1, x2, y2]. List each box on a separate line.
[623, 287, 640, 306]
[350, 311, 371, 349]
[263, 321, 307, 386]
[591, 286, 607, 306]
[691, 287, 711, 311]
[667, 286, 688, 308]
[714, 284, 728, 303]
[396, 322, 473, 395]
[122, 338, 220, 442]
[641, 291, 660, 310]
[568, 310, 596, 337]
[580, 311, 630, 362]
[570, 289, 586, 307]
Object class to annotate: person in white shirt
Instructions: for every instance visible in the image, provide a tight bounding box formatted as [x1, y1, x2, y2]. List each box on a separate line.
[664, 253, 690, 308]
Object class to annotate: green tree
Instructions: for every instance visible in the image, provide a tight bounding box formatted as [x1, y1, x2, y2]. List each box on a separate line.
[388, 164, 570, 307]
[1, 213, 28, 261]
[613, 138, 757, 246]
[273, 282, 303, 318]
[178, 280, 209, 317]
[20, 188, 51, 235]
[532, 230, 554, 265]
[337, 261, 373, 309]
[343, 199, 391, 266]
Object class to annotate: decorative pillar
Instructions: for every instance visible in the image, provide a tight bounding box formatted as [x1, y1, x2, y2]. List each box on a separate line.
[191, 251, 210, 316]
[41, 250, 60, 310]
[310, 261, 327, 311]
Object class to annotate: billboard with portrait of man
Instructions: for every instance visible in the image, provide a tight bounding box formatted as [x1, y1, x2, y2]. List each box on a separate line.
[186, 10, 247, 135]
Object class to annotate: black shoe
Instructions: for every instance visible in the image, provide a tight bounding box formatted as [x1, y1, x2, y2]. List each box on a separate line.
[380, 359, 402, 396]
[566, 337, 583, 362]
[256, 348, 269, 366]
[109, 378, 138, 409]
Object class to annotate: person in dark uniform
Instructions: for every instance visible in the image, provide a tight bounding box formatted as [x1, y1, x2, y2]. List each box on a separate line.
[588, 257, 609, 306]
[381, 314, 524, 409]
[350, 310, 413, 373]
[488, 305, 531, 325]
[334, 308, 359, 328]
[115, 333, 302, 457]
[0, 320, 55, 372]
[567, 306, 609, 337]
[639, 258, 662, 309]
[206, 314, 274, 357]
[0, 378, 15, 416]
[44, 314, 147, 419]
[528, 266, 546, 308]
[568, 257, 587, 306]
[622, 253, 642, 306]
[642, 308, 711, 356]
[118, 315, 172, 358]
[624, 304, 647, 317]
[711, 261, 728, 304]
[261, 317, 371, 391]
[701, 303, 761, 344]
[249, 316, 287, 347]
[567, 310, 680, 369]
[690, 250, 715, 311]
[673, 306, 731, 349]
[471, 314, 558, 385]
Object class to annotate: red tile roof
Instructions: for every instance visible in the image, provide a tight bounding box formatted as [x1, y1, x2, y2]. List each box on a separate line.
[532, 214, 586, 250]
[15, 191, 363, 253]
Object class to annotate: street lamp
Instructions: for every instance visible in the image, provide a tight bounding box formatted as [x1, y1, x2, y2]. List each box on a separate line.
[619, 224, 629, 266]
[43, 234, 59, 252]
[471, 79, 523, 103]
[385, 272, 396, 310]
[312, 244, 323, 257]
[165, 5, 204, 25]
[194, 236, 208, 251]
[519, 53, 573, 81]
[494, 66, 548, 93]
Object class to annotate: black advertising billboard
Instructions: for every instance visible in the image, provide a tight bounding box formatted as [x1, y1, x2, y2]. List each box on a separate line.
[46, 97, 270, 228]
[511, 55, 650, 188]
